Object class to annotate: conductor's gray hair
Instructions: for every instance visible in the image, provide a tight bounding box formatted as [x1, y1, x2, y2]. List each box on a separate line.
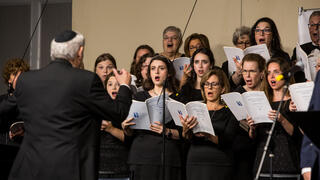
[50, 32, 85, 60]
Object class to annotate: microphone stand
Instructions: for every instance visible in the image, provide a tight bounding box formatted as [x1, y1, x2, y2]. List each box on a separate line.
[254, 80, 290, 180]
[157, 78, 168, 180]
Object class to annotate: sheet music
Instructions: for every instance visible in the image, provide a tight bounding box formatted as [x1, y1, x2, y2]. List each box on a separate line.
[172, 57, 190, 81]
[243, 44, 270, 61]
[296, 43, 311, 80]
[186, 101, 215, 136]
[221, 92, 248, 121]
[126, 100, 151, 130]
[223, 44, 270, 76]
[223, 46, 244, 76]
[166, 99, 185, 127]
[242, 91, 273, 124]
[145, 94, 171, 125]
[289, 81, 314, 111]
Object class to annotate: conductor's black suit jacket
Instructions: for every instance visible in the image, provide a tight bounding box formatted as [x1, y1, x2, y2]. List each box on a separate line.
[0, 59, 132, 180]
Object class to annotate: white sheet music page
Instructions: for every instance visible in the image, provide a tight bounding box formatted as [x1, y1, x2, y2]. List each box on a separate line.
[243, 44, 270, 61]
[172, 57, 191, 81]
[242, 91, 273, 124]
[186, 101, 215, 136]
[221, 92, 248, 121]
[289, 81, 314, 111]
[126, 100, 151, 130]
[223, 46, 244, 76]
[166, 99, 185, 127]
[145, 94, 171, 125]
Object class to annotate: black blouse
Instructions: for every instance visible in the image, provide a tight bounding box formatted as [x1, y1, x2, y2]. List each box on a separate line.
[187, 107, 238, 166]
[253, 100, 303, 174]
[178, 84, 203, 104]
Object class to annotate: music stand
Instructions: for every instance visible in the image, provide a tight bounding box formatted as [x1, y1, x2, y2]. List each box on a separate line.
[287, 111, 320, 148]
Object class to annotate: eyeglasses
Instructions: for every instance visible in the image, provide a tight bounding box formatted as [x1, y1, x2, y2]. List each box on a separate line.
[163, 36, 179, 41]
[254, 28, 272, 34]
[237, 41, 250, 46]
[106, 65, 114, 70]
[308, 23, 320, 29]
[189, 44, 202, 50]
[241, 70, 258, 75]
[204, 82, 220, 88]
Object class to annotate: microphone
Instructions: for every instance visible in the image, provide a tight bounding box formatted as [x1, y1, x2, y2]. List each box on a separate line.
[275, 65, 300, 81]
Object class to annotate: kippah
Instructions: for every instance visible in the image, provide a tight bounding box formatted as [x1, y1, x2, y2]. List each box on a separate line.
[55, 30, 77, 42]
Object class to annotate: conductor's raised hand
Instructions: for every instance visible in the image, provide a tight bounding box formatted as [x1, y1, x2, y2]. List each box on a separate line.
[113, 68, 131, 86]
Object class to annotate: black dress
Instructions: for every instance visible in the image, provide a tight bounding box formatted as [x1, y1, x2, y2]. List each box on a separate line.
[177, 83, 203, 179]
[222, 61, 245, 91]
[231, 86, 256, 180]
[253, 100, 302, 179]
[186, 107, 238, 180]
[178, 84, 203, 104]
[127, 91, 182, 180]
[99, 119, 130, 178]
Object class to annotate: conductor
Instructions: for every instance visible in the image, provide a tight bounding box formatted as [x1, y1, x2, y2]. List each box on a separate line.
[0, 30, 132, 180]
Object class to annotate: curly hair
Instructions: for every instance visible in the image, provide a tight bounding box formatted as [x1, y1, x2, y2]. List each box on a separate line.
[3, 58, 30, 84]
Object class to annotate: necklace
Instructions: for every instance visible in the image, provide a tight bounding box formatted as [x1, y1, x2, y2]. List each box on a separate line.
[153, 89, 159, 96]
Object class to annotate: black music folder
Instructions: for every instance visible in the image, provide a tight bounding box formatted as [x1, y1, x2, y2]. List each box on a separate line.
[288, 111, 320, 148]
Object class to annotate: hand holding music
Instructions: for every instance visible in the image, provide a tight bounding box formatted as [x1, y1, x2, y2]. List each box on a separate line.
[150, 121, 163, 134]
[179, 115, 198, 133]
[233, 57, 242, 75]
[183, 64, 192, 78]
[121, 118, 135, 136]
[268, 110, 284, 123]
[289, 101, 297, 112]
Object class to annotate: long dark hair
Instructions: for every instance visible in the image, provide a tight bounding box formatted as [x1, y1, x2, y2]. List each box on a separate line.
[263, 57, 294, 103]
[143, 55, 179, 93]
[130, 44, 155, 75]
[135, 53, 154, 87]
[94, 53, 117, 72]
[185, 48, 215, 88]
[250, 17, 286, 56]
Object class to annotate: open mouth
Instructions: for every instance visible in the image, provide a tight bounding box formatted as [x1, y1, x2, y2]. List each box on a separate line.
[155, 76, 160, 81]
[112, 92, 117, 96]
[207, 92, 213, 96]
[259, 38, 266, 44]
[270, 80, 276, 86]
[245, 79, 252, 85]
[198, 70, 204, 74]
[167, 44, 173, 48]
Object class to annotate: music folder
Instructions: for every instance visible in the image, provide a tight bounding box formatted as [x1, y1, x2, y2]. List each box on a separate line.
[287, 111, 320, 148]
